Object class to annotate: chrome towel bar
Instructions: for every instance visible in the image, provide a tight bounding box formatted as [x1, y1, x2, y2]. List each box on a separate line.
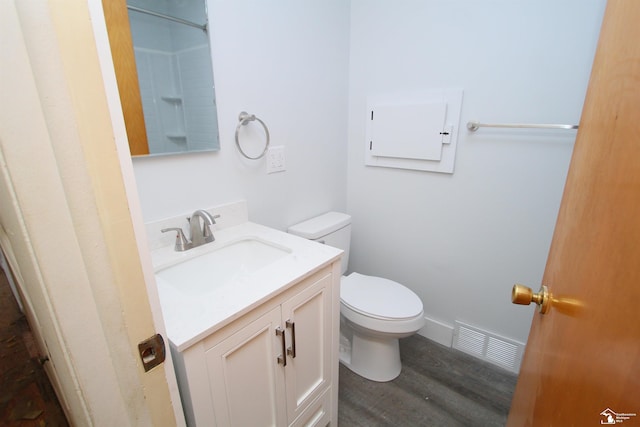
[467, 121, 578, 131]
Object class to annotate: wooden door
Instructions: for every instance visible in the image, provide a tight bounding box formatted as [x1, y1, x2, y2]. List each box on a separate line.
[507, 1, 640, 425]
[1, 1, 177, 424]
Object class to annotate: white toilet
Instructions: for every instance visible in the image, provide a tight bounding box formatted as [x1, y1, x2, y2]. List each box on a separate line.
[288, 212, 425, 382]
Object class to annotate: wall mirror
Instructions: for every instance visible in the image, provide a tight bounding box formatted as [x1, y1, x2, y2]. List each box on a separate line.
[104, 0, 220, 156]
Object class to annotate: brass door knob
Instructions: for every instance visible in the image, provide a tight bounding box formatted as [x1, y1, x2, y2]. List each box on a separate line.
[512, 284, 551, 314]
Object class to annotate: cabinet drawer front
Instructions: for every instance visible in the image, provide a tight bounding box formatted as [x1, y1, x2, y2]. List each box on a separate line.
[290, 387, 332, 427]
[206, 307, 286, 427]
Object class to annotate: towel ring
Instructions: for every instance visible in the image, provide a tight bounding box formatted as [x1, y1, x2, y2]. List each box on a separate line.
[235, 111, 270, 160]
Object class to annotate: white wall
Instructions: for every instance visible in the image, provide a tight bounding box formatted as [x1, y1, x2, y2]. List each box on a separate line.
[132, 0, 350, 230]
[346, 0, 606, 344]
[132, 0, 606, 347]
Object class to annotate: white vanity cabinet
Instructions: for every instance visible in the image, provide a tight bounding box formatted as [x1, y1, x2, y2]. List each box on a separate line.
[171, 264, 340, 427]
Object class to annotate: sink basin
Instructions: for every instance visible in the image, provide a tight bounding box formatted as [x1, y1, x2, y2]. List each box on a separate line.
[155, 237, 292, 296]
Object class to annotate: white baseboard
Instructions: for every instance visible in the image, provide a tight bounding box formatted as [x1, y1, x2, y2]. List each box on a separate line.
[417, 316, 454, 347]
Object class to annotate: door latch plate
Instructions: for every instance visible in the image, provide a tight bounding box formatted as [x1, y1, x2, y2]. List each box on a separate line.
[138, 333, 166, 372]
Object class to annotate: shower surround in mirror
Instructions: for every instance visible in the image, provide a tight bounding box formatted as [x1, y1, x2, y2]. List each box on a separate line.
[128, 0, 220, 155]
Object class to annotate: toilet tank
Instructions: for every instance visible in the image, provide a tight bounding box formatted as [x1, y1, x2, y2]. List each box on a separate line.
[288, 212, 351, 275]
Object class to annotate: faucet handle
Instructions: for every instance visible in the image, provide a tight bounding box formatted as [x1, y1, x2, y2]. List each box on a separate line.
[161, 227, 193, 252]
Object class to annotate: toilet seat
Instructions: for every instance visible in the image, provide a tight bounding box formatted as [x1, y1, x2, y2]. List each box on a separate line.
[341, 273, 423, 320]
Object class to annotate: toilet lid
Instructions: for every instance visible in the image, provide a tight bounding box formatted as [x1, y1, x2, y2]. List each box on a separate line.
[341, 273, 423, 320]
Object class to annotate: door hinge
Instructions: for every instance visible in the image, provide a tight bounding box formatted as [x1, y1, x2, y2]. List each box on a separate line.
[138, 333, 166, 372]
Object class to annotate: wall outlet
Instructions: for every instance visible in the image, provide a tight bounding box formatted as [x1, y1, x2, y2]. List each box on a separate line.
[266, 146, 286, 174]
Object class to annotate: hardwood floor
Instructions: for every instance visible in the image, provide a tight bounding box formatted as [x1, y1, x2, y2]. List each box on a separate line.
[0, 267, 68, 426]
[338, 335, 517, 426]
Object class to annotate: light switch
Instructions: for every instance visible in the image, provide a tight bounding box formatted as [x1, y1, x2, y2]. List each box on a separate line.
[266, 146, 286, 174]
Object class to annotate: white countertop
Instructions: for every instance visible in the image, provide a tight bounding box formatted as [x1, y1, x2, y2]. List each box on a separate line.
[152, 222, 342, 351]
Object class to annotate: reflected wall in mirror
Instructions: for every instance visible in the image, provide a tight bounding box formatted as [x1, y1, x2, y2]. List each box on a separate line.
[104, 0, 220, 156]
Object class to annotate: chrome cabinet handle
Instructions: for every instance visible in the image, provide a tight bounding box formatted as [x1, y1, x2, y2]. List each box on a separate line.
[286, 320, 296, 359]
[276, 327, 286, 366]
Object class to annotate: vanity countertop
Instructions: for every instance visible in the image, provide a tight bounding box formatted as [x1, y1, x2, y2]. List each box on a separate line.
[151, 221, 342, 351]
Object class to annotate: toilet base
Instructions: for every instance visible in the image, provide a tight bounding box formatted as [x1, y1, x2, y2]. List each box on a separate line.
[339, 330, 402, 382]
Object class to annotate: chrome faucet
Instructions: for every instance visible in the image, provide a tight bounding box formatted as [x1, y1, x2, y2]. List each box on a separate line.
[189, 209, 219, 246]
[161, 210, 220, 251]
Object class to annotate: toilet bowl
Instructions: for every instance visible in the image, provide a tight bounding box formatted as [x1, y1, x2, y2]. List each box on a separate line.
[288, 212, 425, 382]
[340, 272, 425, 381]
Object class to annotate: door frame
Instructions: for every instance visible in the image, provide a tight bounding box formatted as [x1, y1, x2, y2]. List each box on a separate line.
[1, 1, 183, 425]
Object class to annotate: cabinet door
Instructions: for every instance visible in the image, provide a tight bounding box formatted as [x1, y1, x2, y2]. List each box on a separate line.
[206, 307, 287, 427]
[282, 273, 332, 423]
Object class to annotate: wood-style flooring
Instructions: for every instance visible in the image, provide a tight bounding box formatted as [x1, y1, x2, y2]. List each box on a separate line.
[338, 335, 518, 426]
